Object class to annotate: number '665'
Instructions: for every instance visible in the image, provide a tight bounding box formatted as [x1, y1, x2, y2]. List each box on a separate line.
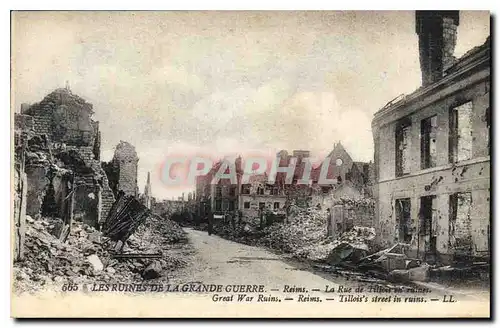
[61, 284, 79, 292]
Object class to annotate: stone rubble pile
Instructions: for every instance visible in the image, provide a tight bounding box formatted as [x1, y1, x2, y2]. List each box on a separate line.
[257, 208, 331, 255]
[13, 213, 188, 294]
[207, 207, 376, 263]
[332, 197, 375, 207]
[297, 226, 376, 262]
[136, 214, 188, 245]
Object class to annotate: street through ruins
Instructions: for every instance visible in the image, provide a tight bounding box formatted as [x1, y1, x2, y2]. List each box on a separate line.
[159, 228, 489, 303]
[11, 10, 491, 318]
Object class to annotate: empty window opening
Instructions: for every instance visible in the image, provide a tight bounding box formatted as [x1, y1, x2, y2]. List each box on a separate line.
[450, 101, 473, 163]
[396, 198, 412, 243]
[241, 184, 251, 194]
[421, 115, 437, 169]
[449, 192, 473, 255]
[420, 196, 437, 262]
[396, 120, 412, 177]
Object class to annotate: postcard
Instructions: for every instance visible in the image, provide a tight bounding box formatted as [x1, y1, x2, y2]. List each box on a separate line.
[11, 10, 491, 318]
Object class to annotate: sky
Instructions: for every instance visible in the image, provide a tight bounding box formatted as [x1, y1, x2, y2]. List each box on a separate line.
[11, 11, 490, 200]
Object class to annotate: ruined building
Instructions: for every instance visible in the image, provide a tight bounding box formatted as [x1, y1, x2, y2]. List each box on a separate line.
[311, 142, 373, 197]
[239, 173, 287, 223]
[103, 141, 139, 198]
[307, 143, 375, 231]
[194, 146, 374, 225]
[202, 158, 241, 213]
[195, 157, 244, 220]
[194, 156, 286, 224]
[371, 11, 490, 264]
[14, 87, 115, 231]
[153, 199, 186, 217]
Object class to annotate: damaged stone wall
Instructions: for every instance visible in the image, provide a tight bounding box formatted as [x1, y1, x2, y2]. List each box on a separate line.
[54, 149, 115, 224]
[345, 201, 375, 228]
[105, 141, 138, 197]
[23, 88, 97, 147]
[22, 142, 114, 227]
[14, 88, 115, 228]
[323, 197, 375, 231]
[310, 183, 375, 228]
[31, 109, 52, 136]
[381, 175, 488, 260]
[98, 173, 116, 224]
[374, 79, 490, 264]
[14, 114, 34, 132]
[377, 165, 490, 263]
[25, 166, 54, 218]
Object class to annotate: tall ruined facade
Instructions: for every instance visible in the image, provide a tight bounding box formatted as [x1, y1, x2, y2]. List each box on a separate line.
[372, 11, 490, 264]
[14, 87, 115, 229]
[104, 141, 139, 197]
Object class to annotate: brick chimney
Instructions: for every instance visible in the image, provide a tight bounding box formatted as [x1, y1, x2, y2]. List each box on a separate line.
[416, 11, 460, 86]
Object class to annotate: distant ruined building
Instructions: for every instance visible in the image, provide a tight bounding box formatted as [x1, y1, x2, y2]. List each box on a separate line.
[311, 142, 373, 197]
[194, 145, 374, 225]
[103, 141, 139, 198]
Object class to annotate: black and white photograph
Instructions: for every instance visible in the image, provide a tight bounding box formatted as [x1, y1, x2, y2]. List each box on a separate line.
[10, 10, 491, 318]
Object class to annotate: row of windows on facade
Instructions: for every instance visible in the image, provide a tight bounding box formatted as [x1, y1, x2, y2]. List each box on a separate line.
[215, 186, 237, 197]
[395, 192, 482, 254]
[395, 101, 490, 177]
[214, 200, 281, 211]
[214, 200, 236, 211]
[215, 185, 280, 197]
[242, 202, 282, 210]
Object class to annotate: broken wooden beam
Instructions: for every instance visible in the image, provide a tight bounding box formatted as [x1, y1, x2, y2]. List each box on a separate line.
[111, 252, 162, 259]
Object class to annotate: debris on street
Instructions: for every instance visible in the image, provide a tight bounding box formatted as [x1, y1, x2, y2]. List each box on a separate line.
[297, 226, 376, 263]
[13, 200, 190, 294]
[200, 203, 490, 289]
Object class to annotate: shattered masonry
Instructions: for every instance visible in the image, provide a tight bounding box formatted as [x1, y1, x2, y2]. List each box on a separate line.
[13, 86, 186, 291]
[372, 11, 490, 264]
[14, 87, 116, 231]
[103, 140, 139, 198]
